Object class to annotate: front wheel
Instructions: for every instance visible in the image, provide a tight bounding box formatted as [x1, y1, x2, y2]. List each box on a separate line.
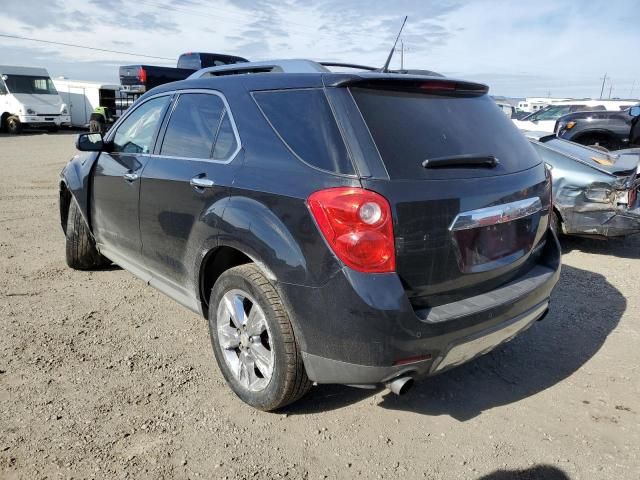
[65, 199, 109, 270]
[208, 264, 311, 411]
[6, 116, 22, 134]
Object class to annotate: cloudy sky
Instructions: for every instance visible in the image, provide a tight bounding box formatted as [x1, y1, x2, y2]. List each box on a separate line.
[0, 0, 638, 98]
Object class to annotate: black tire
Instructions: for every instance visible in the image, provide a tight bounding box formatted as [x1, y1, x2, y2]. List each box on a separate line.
[6, 116, 22, 135]
[208, 264, 311, 411]
[65, 199, 108, 270]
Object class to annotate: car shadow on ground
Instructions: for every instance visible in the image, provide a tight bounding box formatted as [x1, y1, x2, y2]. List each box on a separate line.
[560, 233, 640, 259]
[477, 465, 571, 479]
[283, 264, 625, 418]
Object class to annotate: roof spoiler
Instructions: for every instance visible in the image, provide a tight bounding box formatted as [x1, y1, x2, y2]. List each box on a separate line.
[326, 77, 489, 95]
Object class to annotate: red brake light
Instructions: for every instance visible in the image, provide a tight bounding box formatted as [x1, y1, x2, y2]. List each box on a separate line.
[307, 187, 395, 273]
[138, 67, 147, 84]
[420, 81, 456, 91]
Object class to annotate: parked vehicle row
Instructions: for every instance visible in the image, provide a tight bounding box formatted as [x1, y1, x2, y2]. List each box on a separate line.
[60, 60, 560, 410]
[512, 99, 638, 133]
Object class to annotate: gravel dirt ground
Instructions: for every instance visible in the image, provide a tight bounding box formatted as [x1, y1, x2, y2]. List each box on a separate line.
[1, 132, 639, 480]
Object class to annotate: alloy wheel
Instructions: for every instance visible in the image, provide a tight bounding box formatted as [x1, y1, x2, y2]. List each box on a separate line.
[216, 289, 274, 392]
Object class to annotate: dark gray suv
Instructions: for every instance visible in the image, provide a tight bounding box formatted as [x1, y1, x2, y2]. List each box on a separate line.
[60, 60, 560, 410]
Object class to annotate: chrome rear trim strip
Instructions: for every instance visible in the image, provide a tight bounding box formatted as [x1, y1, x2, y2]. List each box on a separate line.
[449, 197, 543, 231]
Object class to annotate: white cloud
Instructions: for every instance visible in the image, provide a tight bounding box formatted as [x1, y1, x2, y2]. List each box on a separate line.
[0, 0, 638, 97]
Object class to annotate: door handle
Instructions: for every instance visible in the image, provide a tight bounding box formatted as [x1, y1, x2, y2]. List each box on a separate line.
[123, 172, 139, 182]
[190, 176, 215, 189]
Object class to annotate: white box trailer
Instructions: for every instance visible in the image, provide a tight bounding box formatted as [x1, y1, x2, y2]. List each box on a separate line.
[53, 78, 121, 128]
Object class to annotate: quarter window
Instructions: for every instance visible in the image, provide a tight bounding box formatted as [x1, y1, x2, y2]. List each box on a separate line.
[253, 89, 354, 175]
[112, 96, 170, 154]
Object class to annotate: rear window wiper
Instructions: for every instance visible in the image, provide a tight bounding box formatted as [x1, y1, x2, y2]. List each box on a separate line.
[422, 154, 499, 169]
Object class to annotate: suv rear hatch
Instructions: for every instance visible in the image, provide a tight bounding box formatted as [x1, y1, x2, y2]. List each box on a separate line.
[348, 79, 551, 309]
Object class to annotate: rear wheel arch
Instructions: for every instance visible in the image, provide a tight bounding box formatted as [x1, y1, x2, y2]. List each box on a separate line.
[198, 243, 308, 355]
[199, 245, 254, 317]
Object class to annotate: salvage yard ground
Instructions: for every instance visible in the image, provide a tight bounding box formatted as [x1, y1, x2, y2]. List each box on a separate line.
[1, 132, 639, 479]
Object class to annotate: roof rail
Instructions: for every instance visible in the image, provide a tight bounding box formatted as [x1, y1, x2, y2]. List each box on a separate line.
[189, 59, 330, 79]
[188, 58, 446, 80]
[319, 62, 378, 71]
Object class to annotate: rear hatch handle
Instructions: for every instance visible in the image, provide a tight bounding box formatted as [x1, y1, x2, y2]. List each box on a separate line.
[422, 154, 499, 169]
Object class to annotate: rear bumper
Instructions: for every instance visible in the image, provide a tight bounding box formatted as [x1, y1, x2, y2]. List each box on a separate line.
[281, 231, 561, 385]
[564, 206, 640, 237]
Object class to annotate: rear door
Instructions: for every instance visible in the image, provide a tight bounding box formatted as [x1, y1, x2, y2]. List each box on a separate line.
[139, 90, 241, 297]
[91, 94, 171, 262]
[348, 84, 551, 308]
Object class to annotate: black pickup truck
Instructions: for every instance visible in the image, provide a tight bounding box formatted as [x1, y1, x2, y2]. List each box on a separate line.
[119, 52, 248, 94]
[555, 104, 640, 150]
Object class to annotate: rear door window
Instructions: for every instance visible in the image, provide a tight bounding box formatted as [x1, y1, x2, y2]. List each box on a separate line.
[160, 93, 236, 160]
[351, 88, 540, 179]
[253, 89, 355, 175]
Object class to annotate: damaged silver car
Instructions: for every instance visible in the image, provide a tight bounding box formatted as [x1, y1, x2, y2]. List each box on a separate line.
[525, 132, 640, 238]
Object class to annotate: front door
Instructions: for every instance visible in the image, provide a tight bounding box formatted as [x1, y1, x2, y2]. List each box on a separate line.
[139, 91, 242, 297]
[91, 94, 171, 263]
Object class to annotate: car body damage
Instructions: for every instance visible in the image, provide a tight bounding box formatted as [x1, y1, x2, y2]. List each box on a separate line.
[526, 132, 640, 238]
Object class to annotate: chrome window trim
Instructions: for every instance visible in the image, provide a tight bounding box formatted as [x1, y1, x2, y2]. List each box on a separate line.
[449, 197, 543, 232]
[156, 88, 242, 164]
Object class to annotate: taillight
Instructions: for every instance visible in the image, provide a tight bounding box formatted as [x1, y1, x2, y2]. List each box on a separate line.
[138, 67, 147, 84]
[307, 187, 395, 273]
[420, 81, 456, 91]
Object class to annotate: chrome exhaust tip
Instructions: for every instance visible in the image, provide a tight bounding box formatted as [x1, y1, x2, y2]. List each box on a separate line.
[385, 376, 414, 396]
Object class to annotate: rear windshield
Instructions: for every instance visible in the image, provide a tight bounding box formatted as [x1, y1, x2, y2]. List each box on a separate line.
[177, 54, 201, 70]
[351, 88, 539, 179]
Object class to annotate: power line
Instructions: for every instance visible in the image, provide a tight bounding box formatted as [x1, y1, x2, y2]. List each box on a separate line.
[0, 33, 175, 61]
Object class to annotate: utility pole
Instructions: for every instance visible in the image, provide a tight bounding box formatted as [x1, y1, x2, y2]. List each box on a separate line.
[400, 39, 404, 70]
[609, 81, 613, 99]
[599, 73, 608, 99]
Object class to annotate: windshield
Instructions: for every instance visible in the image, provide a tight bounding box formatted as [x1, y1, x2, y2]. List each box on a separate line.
[3, 75, 58, 95]
[527, 105, 573, 121]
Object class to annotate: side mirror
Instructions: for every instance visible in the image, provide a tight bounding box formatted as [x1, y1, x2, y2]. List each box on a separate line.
[629, 105, 640, 117]
[76, 133, 105, 152]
